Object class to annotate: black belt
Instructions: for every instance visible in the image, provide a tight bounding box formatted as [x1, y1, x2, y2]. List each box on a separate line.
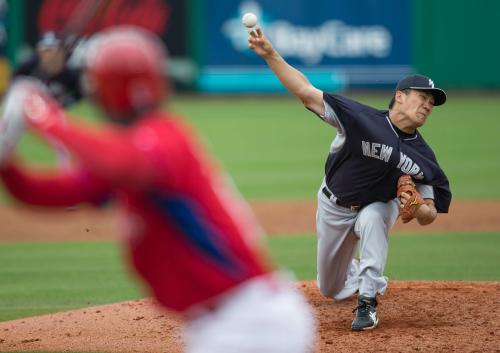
[322, 187, 362, 212]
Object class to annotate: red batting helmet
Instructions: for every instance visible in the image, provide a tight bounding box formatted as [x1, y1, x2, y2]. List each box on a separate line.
[84, 26, 168, 119]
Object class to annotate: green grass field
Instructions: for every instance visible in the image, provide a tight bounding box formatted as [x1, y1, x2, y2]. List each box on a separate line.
[4, 92, 500, 200]
[0, 93, 499, 331]
[0, 232, 499, 322]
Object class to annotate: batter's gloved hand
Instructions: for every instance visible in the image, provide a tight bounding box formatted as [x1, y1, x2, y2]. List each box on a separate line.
[397, 175, 425, 223]
[0, 78, 45, 166]
[22, 81, 66, 135]
[6, 78, 71, 170]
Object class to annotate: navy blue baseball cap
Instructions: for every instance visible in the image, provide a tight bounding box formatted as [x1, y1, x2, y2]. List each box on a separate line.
[395, 74, 447, 106]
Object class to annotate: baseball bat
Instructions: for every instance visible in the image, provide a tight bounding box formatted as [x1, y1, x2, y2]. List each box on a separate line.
[31, 0, 111, 82]
[34, 0, 111, 169]
[59, 0, 112, 55]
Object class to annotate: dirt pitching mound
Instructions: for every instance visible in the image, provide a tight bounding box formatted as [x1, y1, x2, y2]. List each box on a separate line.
[0, 281, 499, 353]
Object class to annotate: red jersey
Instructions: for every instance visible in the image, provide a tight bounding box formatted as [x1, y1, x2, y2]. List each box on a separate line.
[1, 112, 270, 312]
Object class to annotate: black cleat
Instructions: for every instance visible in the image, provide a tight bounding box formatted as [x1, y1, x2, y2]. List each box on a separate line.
[351, 295, 378, 331]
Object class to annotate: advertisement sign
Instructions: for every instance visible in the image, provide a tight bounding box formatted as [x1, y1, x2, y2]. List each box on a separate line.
[196, 0, 412, 92]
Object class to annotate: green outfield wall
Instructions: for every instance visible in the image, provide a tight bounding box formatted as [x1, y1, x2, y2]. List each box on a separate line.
[413, 0, 500, 88]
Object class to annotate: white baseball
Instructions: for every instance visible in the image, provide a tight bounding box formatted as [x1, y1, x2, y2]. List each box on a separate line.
[242, 13, 258, 28]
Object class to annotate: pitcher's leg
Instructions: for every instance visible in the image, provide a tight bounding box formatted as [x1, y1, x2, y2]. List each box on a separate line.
[316, 188, 358, 298]
[354, 200, 399, 297]
[333, 257, 360, 300]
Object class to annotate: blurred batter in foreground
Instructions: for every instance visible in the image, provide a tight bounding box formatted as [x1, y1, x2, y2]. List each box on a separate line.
[0, 27, 314, 353]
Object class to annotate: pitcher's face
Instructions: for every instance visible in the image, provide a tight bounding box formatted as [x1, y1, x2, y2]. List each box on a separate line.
[398, 89, 435, 128]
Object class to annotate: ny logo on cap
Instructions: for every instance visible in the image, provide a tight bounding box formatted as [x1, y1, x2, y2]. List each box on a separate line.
[428, 79, 435, 88]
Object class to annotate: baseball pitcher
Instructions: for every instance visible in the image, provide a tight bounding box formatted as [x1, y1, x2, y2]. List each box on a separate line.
[248, 27, 451, 331]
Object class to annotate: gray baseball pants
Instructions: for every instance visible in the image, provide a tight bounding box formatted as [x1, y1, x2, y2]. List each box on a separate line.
[316, 180, 400, 300]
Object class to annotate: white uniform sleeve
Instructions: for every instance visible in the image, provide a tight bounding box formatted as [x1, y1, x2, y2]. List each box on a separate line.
[416, 184, 434, 199]
[318, 100, 346, 153]
[319, 100, 343, 132]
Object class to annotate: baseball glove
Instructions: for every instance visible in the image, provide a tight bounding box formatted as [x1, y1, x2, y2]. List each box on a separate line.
[397, 175, 425, 223]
